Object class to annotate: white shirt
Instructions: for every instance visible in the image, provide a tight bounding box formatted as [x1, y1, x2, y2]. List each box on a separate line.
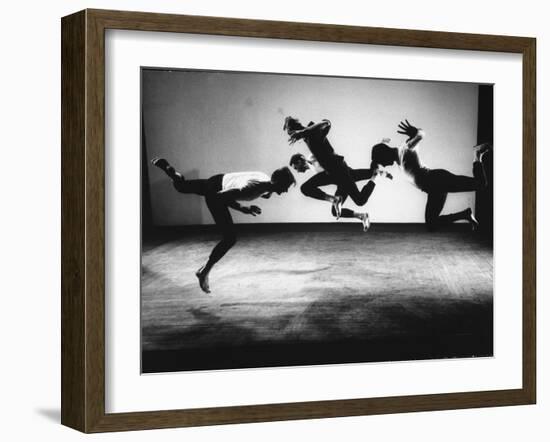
[221, 172, 271, 201]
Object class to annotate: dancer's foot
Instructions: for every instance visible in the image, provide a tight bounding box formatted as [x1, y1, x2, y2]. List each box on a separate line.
[332, 195, 343, 219]
[473, 142, 492, 161]
[152, 157, 178, 179]
[466, 208, 479, 231]
[195, 267, 211, 293]
[151, 157, 169, 170]
[359, 212, 371, 232]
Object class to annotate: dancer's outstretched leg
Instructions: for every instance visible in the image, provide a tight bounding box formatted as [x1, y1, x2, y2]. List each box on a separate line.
[195, 191, 236, 293]
[151, 157, 208, 195]
[151, 157, 181, 181]
[151, 160, 235, 293]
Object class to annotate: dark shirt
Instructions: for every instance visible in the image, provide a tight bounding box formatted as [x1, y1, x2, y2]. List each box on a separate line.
[303, 123, 344, 171]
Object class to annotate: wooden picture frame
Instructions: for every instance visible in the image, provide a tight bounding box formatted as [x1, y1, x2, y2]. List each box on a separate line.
[61, 9, 536, 433]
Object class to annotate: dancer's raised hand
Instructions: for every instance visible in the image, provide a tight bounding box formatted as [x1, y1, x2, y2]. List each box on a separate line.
[288, 129, 306, 145]
[397, 119, 419, 141]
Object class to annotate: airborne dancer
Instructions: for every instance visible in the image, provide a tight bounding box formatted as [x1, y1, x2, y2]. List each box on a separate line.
[369, 120, 491, 231]
[151, 158, 295, 293]
[289, 152, 392, 231]
[284, 117, 384, 218]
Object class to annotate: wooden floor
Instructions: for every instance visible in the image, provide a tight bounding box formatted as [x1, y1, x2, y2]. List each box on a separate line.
[141, 224, 493, 373]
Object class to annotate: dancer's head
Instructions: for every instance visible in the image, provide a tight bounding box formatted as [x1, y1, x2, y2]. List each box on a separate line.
[289, 153, 309, 173]
[371, 142, 398, 168]
[271, 166, 296, 194]
[283, 116, 305, 134]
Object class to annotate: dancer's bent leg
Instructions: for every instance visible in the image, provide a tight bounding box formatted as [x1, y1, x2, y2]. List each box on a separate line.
[301, 172, 344, 217]
[328, 162, 375, 207]
[301, 172, 339, 202]
[421, 168, 481, 230]
[349, 168, 374, 182]
[330, 188, 370, 231]
[424, 188, 476, 231]
[348, 168, 374, 230]
[331, 191, 355, 218]
[151, 157, 209, 195]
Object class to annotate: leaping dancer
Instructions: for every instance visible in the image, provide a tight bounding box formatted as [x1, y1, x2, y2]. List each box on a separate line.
[289, 152, 392, 231]
[370, 120, 491, 231]
[283, 117, 387, 220]
[151, 158, 296, 293]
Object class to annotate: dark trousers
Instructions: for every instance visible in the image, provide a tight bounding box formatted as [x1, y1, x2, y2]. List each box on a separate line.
[418, 162, 486, 230]
[300, 165, 375, 217]
[173, 174, 236, 265]
[324, 160, 376, 207]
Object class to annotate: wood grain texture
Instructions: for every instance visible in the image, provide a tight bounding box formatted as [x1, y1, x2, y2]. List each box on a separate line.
[60, 8, 537, 433]
[61, 10, 86, 431]
[84, 10, 107, 433]
[89, 8, 531, 52]
[522, 38, 536, 403]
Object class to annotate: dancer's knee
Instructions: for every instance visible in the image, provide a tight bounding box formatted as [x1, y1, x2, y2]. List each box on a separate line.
[348, 194, 364, 206]
[300, 183, 314, 198]
[172, 177, 186, 193]
[330, 206, 338, 218]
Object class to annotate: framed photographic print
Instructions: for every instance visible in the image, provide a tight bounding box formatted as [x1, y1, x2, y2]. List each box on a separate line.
[61, 9, 536, 433]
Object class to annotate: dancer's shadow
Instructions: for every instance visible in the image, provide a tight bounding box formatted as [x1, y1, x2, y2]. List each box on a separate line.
[238, 266, 332, 277]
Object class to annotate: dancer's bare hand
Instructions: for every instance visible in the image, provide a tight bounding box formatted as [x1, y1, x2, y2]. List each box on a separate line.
[397, 119, 419, 140]
[288, 129, 306, 145]
[243, 205, 262, 216]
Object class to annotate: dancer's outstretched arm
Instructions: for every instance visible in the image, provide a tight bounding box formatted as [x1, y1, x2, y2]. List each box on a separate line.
[232, 203, 262, 216]
[218, 183, 269, 215]
[397, 119, 425, 150]
[218, 194, 262, 216]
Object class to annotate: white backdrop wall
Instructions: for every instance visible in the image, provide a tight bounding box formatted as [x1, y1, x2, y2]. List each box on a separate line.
[0, 1, 547, 442]
[143, 69, 479, 225]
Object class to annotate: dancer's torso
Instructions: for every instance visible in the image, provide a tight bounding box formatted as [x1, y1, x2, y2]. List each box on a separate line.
[304, 133, 344, 172]
[221, 172, 271, 201]
[308, 154, 325, 173]
[399, 145, 430, 191]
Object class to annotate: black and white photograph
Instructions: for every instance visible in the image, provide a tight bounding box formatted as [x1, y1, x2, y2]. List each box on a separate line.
[141, 68, 494, 374]
[3, 0, 545, 438]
